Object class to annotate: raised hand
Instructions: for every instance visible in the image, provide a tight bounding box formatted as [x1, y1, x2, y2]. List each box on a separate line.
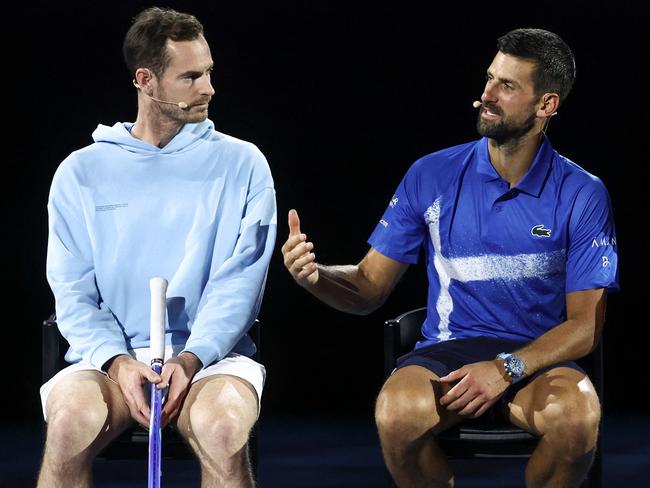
[281, 209, 319, 286]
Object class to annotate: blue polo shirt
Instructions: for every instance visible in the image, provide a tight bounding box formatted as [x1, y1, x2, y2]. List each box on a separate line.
[368, 136, 618, 347]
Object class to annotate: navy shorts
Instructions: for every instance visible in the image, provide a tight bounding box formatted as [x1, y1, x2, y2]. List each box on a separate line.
[395, 336, 585, 411]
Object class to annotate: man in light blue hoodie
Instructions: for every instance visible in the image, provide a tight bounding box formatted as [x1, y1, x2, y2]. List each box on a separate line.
[39, 7, 276, 487]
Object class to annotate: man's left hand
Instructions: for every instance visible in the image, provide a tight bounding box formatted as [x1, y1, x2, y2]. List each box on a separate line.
[438, 360, 510, 418]
[159, 352, 203, 427]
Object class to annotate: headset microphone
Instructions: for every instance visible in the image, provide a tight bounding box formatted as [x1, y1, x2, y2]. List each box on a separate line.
[149, 96, 189, 110]
[472, 100, 482, 108]
[132, 79, 189, 110]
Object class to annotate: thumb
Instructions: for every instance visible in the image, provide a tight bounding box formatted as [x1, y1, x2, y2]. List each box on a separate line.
[288, 209, 302, 236]
[144, 365, 162, 384]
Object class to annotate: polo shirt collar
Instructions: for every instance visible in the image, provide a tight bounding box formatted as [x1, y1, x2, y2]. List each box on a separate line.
[475, 135, 555, 197]
[476, 138, 500, 181]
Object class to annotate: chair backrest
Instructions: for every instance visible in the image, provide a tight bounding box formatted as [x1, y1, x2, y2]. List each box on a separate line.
[383, 307, 427, 377]
[42, 315, 68, 384]
[395, 307, 428, 354]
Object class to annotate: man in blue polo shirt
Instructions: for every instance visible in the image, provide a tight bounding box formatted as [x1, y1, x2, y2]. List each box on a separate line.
[282, 28, 618, 487]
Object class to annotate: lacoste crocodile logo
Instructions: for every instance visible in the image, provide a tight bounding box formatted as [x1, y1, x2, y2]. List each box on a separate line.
[531, 224, 551, 237]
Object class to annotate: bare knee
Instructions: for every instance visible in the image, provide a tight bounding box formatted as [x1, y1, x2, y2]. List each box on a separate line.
[375, 377, 456, 487]
[44, 372, 130, 463]
[539, 395, 601, 457]
[375, 383, 442, 444]
[45, 402, 109, 463]
[188, 406, 253, 459]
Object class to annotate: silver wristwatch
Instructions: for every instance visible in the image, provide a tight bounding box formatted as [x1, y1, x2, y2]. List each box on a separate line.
[496, 352, 526, 384]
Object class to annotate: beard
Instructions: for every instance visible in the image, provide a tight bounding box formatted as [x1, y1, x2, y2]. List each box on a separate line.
[154, 87, 210, 123]
[476, 103, 537, 145]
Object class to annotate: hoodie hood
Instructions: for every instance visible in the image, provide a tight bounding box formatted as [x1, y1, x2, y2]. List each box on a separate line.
[92, 119, 216, 155]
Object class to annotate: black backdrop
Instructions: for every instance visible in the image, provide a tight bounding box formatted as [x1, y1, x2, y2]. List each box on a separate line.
[7, 1, 644, 423]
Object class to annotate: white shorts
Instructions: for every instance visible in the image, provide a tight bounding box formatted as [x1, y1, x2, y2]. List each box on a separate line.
[40, 345, 266, 421]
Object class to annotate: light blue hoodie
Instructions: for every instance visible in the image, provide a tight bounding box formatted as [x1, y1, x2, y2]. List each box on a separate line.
[47, 119, 276, 370]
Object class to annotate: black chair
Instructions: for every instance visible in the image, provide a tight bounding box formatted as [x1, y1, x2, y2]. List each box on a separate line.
[42, 315, 260, 466]
[384, 307, 603, 488]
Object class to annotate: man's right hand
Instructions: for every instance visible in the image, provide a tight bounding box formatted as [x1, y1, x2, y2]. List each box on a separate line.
[107, 354, 162, 428]
[281, 209, 319, 287]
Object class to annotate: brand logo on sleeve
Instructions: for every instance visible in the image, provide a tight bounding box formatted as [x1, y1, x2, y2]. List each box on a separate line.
[531, 224, 551, 237]
[389, 196, 398, 208]
[591, 236, 616, 248]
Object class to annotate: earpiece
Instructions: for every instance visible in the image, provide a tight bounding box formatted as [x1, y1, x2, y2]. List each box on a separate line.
[132, 79, 189, 110]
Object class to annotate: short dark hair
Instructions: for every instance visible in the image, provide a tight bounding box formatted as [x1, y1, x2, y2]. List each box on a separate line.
[123, 7, 204, 79]
[497, 28, 575, 103]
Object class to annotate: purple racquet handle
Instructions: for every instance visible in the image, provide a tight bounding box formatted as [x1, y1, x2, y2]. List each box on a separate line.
[148, 361, 163, 488]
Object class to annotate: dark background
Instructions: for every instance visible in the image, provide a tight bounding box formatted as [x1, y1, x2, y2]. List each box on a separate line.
[7, 1, 644, 425]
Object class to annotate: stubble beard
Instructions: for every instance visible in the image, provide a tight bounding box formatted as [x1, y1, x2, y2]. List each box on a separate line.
[476, 105, 538, 146]
[156, 87, 210, 124]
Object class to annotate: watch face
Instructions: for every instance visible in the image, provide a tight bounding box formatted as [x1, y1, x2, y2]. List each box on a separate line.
[507, 356, 525, 376]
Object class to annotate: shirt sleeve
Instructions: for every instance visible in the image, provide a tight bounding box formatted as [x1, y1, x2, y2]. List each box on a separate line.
[565, 177, 619, 293]
[367, 161, 426, 264]
[182, 155, 277, 367]
[46, 160, 130, 369]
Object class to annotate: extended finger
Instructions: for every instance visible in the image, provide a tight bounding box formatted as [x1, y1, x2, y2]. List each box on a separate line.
[161, 395, 177, 422]
[445, 384, 480, 411]
[161, 387, 186, 426]
[161, 377, 185, 410]
[127, 396, 150, 427]
[161, 402, 181, 428]
[116, 376, 149, 426]
[458, 396, 485, 417]
[124, 397, 147, 427]
[439, 367, 466, 383]
[472, 399, 496, 419]
[131, 384, 151, 418]
[440, 380, 469, 406]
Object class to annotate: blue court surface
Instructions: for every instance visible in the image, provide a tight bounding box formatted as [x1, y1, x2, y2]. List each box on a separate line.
[2, 413, 648, 487]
